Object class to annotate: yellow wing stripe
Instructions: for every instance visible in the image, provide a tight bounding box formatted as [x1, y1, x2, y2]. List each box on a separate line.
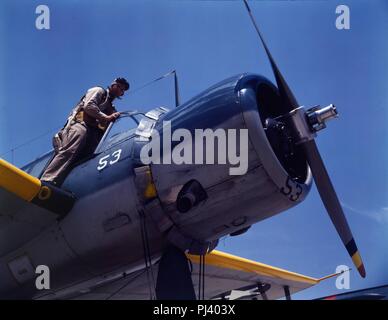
[187, 250, 319, 285]
[0, 158, 41, 201]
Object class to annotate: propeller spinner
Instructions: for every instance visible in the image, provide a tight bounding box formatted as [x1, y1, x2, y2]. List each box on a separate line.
[243, 0, 365, 277]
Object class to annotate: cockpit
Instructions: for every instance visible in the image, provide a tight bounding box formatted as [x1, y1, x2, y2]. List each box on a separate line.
[21, 111, 150, 178]
[95, 111, 145, 153]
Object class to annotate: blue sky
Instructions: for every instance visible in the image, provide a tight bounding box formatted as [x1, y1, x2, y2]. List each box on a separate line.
[0, 0, 387, 299]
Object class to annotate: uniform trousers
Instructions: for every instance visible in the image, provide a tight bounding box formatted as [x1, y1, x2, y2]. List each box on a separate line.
[41, 122, 102, 184]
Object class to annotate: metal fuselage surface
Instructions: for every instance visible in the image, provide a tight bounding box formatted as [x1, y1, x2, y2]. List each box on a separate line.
[0, 74, 312, 299]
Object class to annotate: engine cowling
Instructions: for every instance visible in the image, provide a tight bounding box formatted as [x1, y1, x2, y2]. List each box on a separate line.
[144, 73, 312, 251]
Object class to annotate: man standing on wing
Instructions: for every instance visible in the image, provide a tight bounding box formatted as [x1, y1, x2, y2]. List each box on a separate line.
[41, 77, 130, 186]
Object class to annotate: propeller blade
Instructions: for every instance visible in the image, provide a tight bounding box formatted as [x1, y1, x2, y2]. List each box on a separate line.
[243, 0, 365, 278]
[302, 140, 366, 278]
[243, 0, 298, 112]
[155, 245, 196, 299]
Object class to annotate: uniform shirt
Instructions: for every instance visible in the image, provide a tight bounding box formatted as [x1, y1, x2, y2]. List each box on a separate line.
[78, 87, 116, 128]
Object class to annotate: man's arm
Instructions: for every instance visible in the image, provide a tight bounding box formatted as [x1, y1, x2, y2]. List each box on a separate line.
[104, 104, 118, 116]
[83, 87, 118, 122]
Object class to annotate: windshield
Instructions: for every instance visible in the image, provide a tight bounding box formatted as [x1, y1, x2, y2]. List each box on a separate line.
[96, 113, 143, 151]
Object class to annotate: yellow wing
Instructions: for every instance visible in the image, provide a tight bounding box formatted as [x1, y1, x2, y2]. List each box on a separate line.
[33, 250, 336, 300]
[0, 158, 75, 257]
[187, 250, 327, 300]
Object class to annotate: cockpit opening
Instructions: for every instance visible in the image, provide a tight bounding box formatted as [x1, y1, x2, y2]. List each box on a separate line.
[95, 112, 144, 153]
[22, 111, 145, 179]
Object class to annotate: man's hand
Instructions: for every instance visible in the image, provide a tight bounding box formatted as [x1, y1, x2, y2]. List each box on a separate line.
[107, 112, 121, 122]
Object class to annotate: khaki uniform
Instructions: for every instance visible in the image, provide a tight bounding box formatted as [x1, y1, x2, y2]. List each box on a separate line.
[41, 87, 116, 184]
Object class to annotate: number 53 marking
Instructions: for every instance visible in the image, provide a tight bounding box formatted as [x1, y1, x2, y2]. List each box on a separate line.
[280, 176, 303, 202]
[97, 149, 122, 171]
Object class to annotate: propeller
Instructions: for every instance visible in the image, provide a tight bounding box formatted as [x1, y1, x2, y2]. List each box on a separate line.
[303, 141, 365, 277]
[243, 0, 298, 113]
[243, 0, 365, 277]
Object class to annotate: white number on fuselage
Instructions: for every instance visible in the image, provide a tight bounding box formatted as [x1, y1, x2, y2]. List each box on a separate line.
[97, 149, 122, 171]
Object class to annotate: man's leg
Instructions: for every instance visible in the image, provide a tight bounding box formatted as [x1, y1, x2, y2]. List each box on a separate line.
[41, 123, 87, 185]
[76, 127, 103, 160]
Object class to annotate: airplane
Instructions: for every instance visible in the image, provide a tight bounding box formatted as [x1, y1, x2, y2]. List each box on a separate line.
[0, 0, 365, 300]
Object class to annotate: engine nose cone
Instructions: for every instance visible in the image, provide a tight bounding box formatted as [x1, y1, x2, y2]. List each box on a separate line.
[307, 104, 338, 132]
